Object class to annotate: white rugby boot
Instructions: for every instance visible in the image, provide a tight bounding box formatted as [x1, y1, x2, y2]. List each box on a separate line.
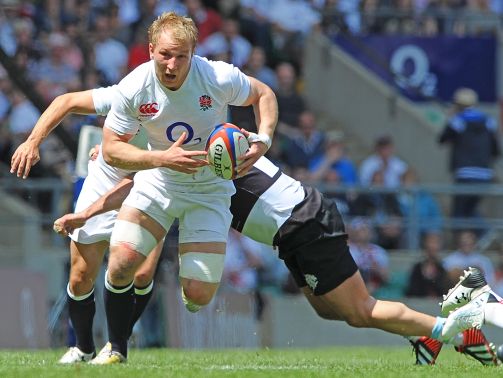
[58, 346, 95, 364]
[89, 345, 126, 365]
[440, 267, 491, 316]
[441, 291, 489, 341]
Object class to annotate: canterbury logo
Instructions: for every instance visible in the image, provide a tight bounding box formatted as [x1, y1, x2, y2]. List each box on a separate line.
[139, 102, 159, 115]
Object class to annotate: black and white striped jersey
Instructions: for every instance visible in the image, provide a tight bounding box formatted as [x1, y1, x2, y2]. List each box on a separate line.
[231, 157, 346, 254]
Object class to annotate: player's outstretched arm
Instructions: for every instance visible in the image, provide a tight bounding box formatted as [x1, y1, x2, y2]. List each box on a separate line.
[102, 129, 208, 173]
[53, 176, 134, 236]
[237, 76, 278, 176]
[10, 90, 96, 179]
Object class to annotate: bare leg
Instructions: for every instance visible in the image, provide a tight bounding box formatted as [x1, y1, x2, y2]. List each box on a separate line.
[311, 271, 437, 336]
[128, 241, 165, 337]
[67, 240, 109, 354]
[104, 205, 165, 357]
[179, 241, 225, 310]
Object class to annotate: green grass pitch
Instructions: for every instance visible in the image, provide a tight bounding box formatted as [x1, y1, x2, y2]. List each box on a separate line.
[0, 346, 501, 378]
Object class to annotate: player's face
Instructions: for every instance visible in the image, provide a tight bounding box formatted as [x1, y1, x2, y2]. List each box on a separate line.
[150, 30, 194, 90]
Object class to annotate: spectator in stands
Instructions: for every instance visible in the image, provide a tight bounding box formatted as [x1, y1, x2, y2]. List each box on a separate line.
[382, 0, 417, 35]
[60, 16, 86, 73]
[7, 89, 40, 149]
[222, 230, 262, 294]
[197, 18, 252, 68]
[237, 0, 274, 57]
[0, 67, 11, 123]
[359, 0, 385, 35]
[12, 18, 43, 71]
[405, 232, 450, 298]
[398, 167, 444, 236]
[351, 168, 404, 249]
[359, 134, 408, 188]
[267, 0, 321, 64]
[243, 46, 278, 90]
[418, 14, 440, 36]
[308, 130, 358, 185]
[230, 46, 278, 131]
[453, 0, 500, 36]
[127, 29, 150, 71]
[438, 87, 500, 224]
[274, 62, 306, 132]
[222, 229, 290, 319]
[283, 110, 326, 170]
[185, 0, 222, 44]
[108, 3, 136, 46]
[92, 14, 129, 85]
[443, 229, 495, 286]
[420, 0, 453, 34]
[491, 0, 503, 14]
[32, 32, 81, 99]
[348, 217, 389, 294]
[0, 70, 13, 168]
[0, 0, 19, 56]
[222, 229, 289, 294]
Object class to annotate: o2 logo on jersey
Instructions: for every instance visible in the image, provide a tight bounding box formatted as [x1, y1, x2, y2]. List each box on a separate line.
[166, 122, 202, 145]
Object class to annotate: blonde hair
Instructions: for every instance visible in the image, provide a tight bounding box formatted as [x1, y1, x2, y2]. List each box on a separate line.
[148, 12, 198, 49]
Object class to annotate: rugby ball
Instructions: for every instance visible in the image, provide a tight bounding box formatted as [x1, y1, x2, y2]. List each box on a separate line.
[206, 123, 249, 180]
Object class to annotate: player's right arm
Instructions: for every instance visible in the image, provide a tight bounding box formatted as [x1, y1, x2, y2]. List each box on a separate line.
[53, 176, 134, 236]
[102, 127, 209, 173]
[10, 90, 97, 179]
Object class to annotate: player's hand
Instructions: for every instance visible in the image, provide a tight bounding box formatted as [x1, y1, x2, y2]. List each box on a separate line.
[89, 144, 100, 161]
[53, 213, 87, 237]
[161, 132, 208, 173]
[236, 129, 268, 176]
[10, 140, 41, 179]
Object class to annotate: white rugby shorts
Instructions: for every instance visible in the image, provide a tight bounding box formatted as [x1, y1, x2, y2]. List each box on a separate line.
[121, 167, 235, 244]
[70, 159, 126, 244]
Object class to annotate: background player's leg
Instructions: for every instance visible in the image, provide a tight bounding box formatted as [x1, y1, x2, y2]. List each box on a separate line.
[128, 241, 164, 337]
[67, 240, 108, 355]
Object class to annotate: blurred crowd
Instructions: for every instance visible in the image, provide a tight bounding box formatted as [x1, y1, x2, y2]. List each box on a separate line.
[0, 0, 502, 303]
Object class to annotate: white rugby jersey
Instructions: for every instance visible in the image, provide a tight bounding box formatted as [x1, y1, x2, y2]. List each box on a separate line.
[104, 56, 251, 183]
[231, 157, 305, 245]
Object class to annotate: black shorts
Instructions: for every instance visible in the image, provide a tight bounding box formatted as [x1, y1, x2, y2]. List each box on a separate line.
[283, 234, 358, 296]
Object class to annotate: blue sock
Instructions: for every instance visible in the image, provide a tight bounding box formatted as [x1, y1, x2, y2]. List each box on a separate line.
[430, 317, 446, 340]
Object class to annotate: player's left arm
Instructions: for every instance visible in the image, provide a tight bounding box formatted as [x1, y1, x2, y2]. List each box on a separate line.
[237, 76, 278, 175]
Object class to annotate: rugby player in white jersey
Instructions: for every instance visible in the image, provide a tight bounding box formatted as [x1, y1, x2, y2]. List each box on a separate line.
[10, 87, 167, 364]
[96, 12, 277, 364]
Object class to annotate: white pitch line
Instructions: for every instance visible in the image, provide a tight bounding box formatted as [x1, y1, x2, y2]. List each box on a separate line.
[205, 364, 324, 371]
